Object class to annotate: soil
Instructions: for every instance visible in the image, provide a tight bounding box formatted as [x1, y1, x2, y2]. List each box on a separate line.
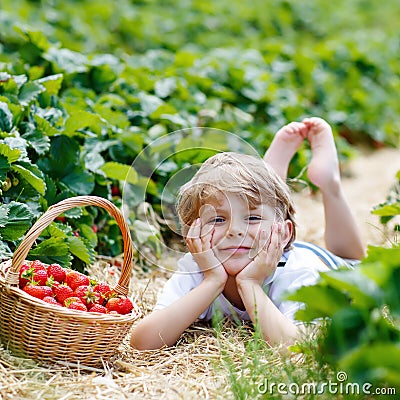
[292, 146, 399, 249]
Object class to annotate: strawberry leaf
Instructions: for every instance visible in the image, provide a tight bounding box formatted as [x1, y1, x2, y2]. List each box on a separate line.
[67, 235, 95, 265]
[0, 102, 13, 132]
[0, 202, 33, 241]
[36, 74, 64, 96]
[0, 154, 10, 181]
[28, 237, 72, 267]
[18, 81, 45, 106]
[0, 142, 21, 164]
[11, 162, 46, 195]
[100, 161, 138, 184]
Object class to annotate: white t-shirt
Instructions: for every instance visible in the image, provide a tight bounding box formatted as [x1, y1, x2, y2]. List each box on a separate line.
[154, 245, 332, 324]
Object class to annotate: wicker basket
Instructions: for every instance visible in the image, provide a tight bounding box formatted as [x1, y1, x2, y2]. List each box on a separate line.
[0, 196, 141, 367]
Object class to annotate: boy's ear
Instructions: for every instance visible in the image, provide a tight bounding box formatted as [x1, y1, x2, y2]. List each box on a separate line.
[281, 220, 293, 246]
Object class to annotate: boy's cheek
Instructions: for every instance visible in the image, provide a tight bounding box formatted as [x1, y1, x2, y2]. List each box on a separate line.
[251, 223, 272, 240]
[209, 228, 226, 247]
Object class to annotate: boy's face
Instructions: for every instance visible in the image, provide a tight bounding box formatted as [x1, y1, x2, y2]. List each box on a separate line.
[199, 192, 279, 276]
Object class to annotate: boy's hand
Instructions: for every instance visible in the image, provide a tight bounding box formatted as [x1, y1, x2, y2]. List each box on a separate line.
[185, 219, 228, 285]
[236, 223, 284, 287]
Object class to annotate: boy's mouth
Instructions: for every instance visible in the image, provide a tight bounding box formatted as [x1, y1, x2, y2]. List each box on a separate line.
[219, 246, 251, 255]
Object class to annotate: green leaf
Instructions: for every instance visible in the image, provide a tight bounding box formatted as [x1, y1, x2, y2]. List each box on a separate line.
[0, 207, 9, 228]
[0, 102, 13, 132]
[92, 103, 129, 129]
[100, 161, 138, 184]
[11, 162, 46, 195]
[36, 74, 64, 96]
[28, 237, 72, 267]
[0, 154, 10, 181]
[22, 129, 51, 156]
[18, 81, 45, 106]
[155, 77, 177, 98]
[372, 202, 400, 217]
[339, 343, 400, 387]
[132, 219, 160, 245]
[67, 235, 94, 264]
[0, 241, 12, 258]
[43, 223, 68, 239]
[61, 166, 95, 195]
[287, 284, 350, 321]
[78, 224, 98, 248]
[38, 135, 78, 178]
[364, 245, 400, 269]
[320, 269, 382, 308]
[0, 202, 34, 241]
[33, 114, 59, 136]
[139, 93, 164, 116]
[0, 143, 21, 164]
[64, 208, 83, 219]
[3, 137, 28, 160]
[44, 47, 89, 74]
[64, 110, 102, 135]
[15, 28, 51, 51]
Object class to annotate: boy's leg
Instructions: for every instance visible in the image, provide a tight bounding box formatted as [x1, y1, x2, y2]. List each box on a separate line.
[303, 117, 364, 260]
[263, 122, 308, 180]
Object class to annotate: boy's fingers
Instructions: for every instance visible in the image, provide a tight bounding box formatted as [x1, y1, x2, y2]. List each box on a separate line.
[186, 218, 201, 239]
[200, 225, 214, 250]
[259, 229, 269, 252]
[265, 223, 283, 259]
[185, 219, 204, 253]
[248, 228, 266, 258]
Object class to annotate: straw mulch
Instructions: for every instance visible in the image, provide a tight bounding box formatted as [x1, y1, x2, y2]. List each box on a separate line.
[0, 255, 286, 400]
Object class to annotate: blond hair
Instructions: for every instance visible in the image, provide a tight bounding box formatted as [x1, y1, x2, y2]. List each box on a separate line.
[176, 152, 296, 250]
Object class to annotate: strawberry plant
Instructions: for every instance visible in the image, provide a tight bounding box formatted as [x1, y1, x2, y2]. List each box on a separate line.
[288, 243, 400, 390]
[372, 170, 400, 240]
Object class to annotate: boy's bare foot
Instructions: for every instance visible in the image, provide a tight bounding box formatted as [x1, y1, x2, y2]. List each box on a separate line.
[264, 122, 308, 180]
[303, 117, 341, 193]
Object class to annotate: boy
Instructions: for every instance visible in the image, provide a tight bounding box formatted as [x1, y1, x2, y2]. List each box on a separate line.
[131, 117, 364, 350]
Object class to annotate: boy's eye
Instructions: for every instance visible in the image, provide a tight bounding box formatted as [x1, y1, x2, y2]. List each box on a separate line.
[209, 217, 225, 224]
[248, 215, 262, 222]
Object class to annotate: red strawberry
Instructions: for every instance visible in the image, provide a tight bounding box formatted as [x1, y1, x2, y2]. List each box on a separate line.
[105, 297, 134, 315]
[74, 285, 101, 307]
[19, 262, 33, 288]
[32, 269, 48, 286]
[30, 260, 46, 271]
[64, 297, 87, 311]
[19, 260, 47, 288]
[68, 302, 88, 311]
[89, 304, 107, 313]
[64, 296, 83, 306]
[23, 284, 53, 300]
[47, 263, 66, 283]
[42, 296, 62, 306]
[65, 271, 90, 290]
[93, 282, 113, 303]
[53, 283, 74, 305]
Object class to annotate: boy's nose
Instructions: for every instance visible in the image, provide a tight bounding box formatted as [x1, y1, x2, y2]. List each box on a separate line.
[226, 224, 244, 237]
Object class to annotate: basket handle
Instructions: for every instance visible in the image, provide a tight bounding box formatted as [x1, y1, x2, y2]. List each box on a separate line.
[6, 196, 133, 296]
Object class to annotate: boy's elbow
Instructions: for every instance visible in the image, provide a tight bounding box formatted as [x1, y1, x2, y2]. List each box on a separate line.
[130, 327, 161, 350]
[130, 316, 172, 350]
